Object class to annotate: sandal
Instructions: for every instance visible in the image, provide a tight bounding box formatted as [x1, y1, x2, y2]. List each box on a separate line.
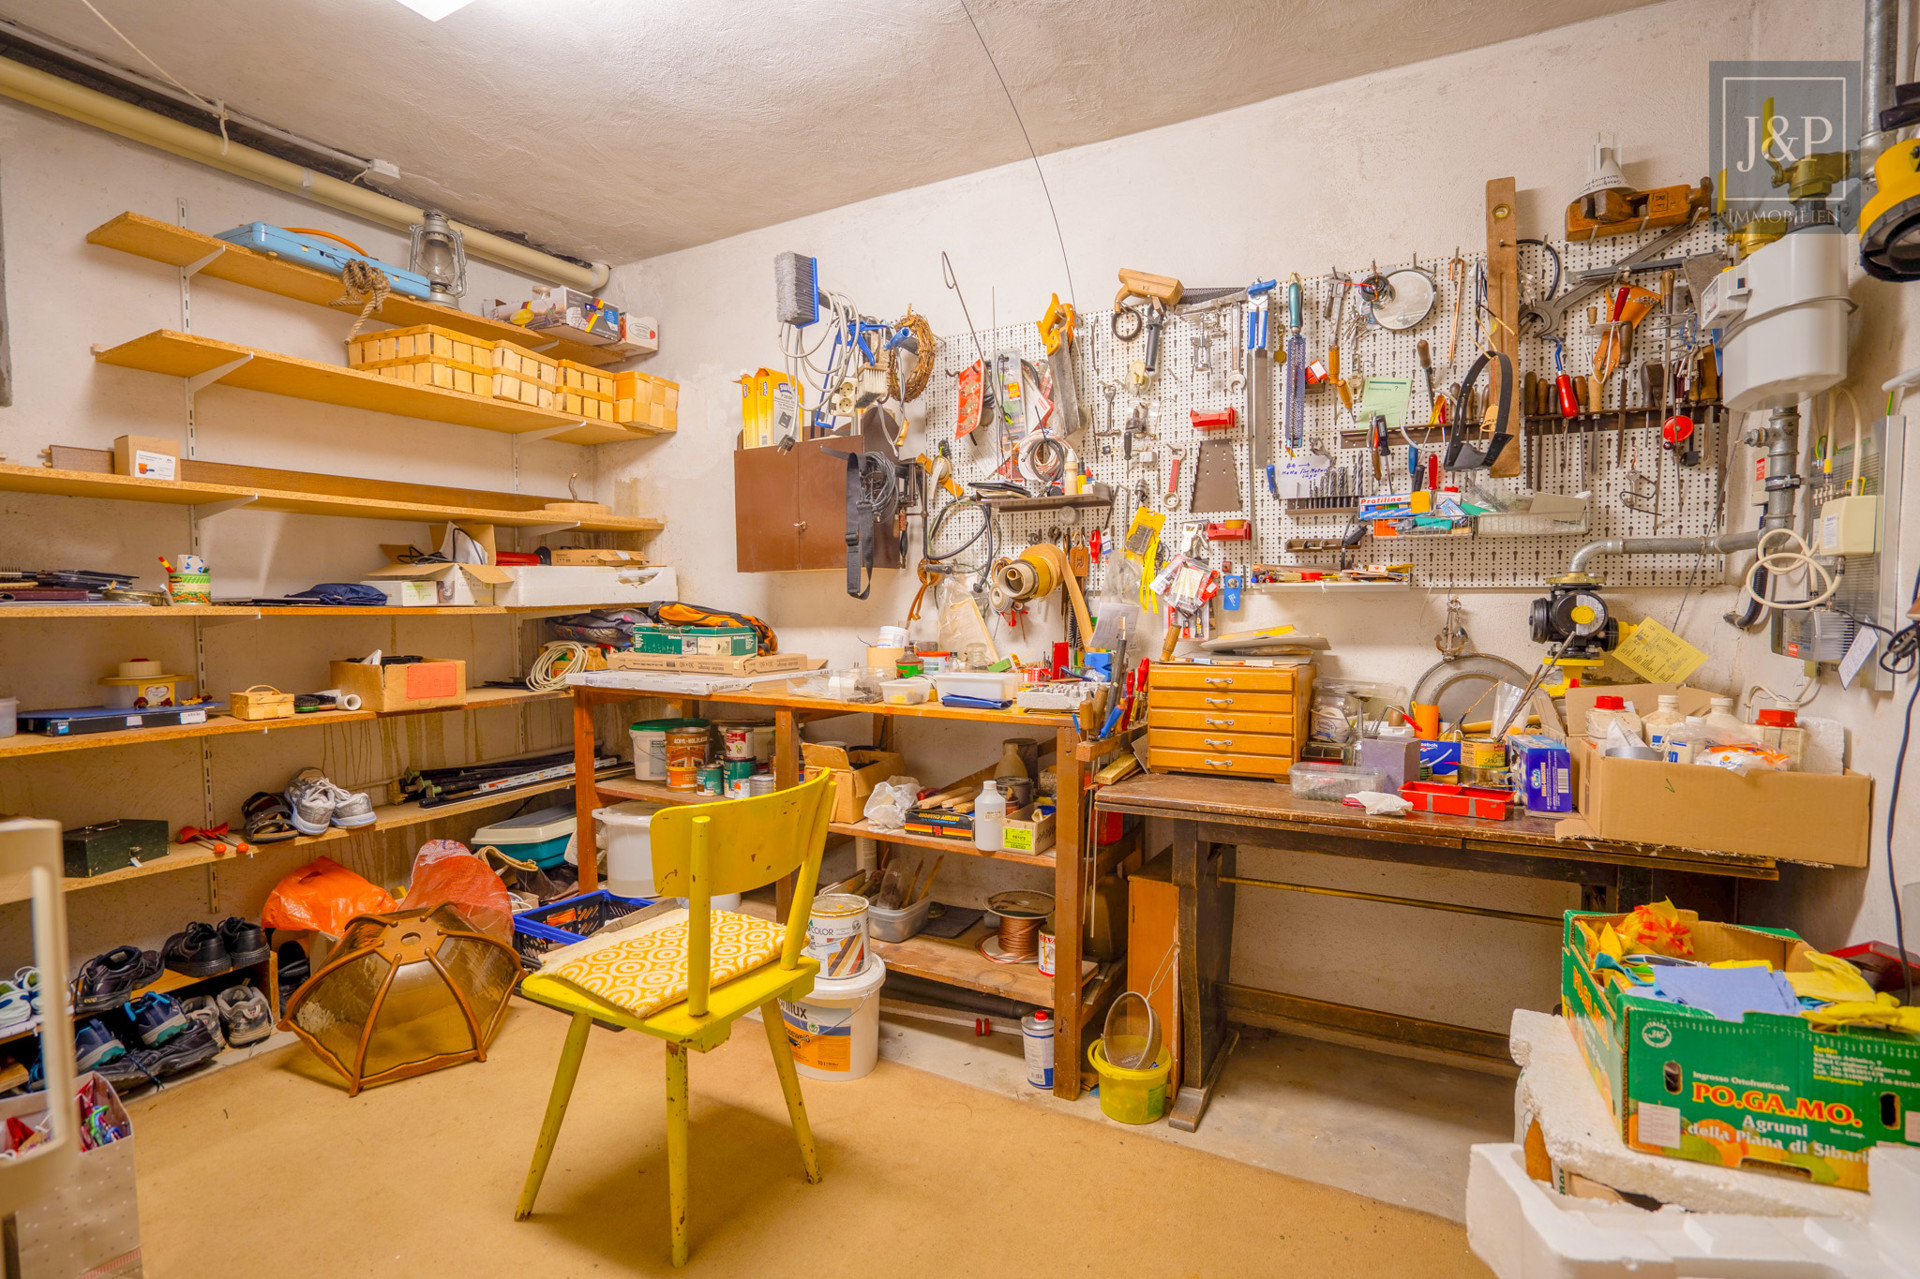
[242, 791, 300, 843]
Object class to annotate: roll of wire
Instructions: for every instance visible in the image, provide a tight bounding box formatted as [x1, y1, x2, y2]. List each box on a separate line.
[997, 915, 1042, 960]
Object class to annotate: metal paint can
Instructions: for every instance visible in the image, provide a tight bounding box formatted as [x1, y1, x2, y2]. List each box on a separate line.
[805, 893, 870, 979]
[666, 764, 698, 792]
[1037, 930, 1056, 977]
[664, 725, 710, 771]
[1459, 735, 1507, 772]
[715, 721, 757, 760]
[724, 758, 756, 785]
[696, 763, 725, 794]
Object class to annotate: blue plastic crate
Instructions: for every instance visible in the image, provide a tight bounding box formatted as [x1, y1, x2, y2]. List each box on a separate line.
[512, 889, 654, 969]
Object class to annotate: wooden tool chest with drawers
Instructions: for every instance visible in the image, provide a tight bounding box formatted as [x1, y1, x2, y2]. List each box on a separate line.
[1145, 661, 1313, 779]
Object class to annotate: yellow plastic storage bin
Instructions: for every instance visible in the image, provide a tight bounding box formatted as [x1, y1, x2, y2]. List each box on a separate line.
[1088, 1040, 1172, 1124]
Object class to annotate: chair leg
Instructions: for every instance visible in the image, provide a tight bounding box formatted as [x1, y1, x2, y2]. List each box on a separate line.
[665, 1042, 690, 1267]
[760, 998, 822, 1184]
[515, 1011, 593, 1221]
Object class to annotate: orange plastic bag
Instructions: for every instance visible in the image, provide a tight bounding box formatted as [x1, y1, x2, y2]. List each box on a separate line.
[261, 857, 398, 937]
[405, 841, 514, 944]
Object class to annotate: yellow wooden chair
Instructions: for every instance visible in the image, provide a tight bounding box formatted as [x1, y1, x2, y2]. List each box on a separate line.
[513, 771, 834, 1266]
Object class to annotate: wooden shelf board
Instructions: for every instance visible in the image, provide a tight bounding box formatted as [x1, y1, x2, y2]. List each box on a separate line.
[870, 924, 1092, 1008]
[827, 819, 1055, 867]
[594, 776, 707, 807]
[0, 687, 565, 761]
[94, 330, 659, 446]
[87, 212, 647, 370]
[0, 603, 652, 621]
[0, 463, 663, 533]
[287, 769, 617, 850]
[628, 684, 1077, 729]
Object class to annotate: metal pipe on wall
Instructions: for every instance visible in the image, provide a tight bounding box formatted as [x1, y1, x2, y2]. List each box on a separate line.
[1863, 0, 1900, 190]
[0, 53, 610, 292]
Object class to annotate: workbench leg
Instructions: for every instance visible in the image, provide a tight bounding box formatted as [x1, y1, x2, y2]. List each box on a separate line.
[1053, 726, 1084, 1100]
[1613, 866, 1654, 912]
[1171, 823, 1236, 1132]
[775, 707, 799, 921]
[572, 691, 601, 893]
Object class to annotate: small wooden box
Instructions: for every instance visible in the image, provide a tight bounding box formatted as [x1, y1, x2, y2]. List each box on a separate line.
[492, 341, 559, 384]
[229, 684, 296, 721]
[492, 370, 556, 410]
[346, 325, 494, 368]
[364, 358, 493, 397]
[556, 388, 616, 421]
[557, 360, 617, 398]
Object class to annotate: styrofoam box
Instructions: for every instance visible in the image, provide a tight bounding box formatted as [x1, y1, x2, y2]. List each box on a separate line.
[494, 565, 678, 608]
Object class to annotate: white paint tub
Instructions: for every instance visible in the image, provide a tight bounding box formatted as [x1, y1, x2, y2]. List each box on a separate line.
[779, 958, 885, 1082]
[593, 803, 738, 910]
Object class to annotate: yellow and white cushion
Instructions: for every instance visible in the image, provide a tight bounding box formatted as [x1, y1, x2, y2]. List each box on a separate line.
[545, 910, 786, 1019]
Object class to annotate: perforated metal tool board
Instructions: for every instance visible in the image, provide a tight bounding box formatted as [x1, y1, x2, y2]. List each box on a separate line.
[920, 221, 1733, 591]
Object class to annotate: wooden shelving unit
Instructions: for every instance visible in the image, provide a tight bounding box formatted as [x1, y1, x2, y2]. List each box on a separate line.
[0, 687, 567, 762]
[871, 925, 1087, 1007]
[87, 211, 646, 369]
[1, 603, 658, 621]
[826, 817, 1056, 867]
[93, 331, 659, 446]
[0, 462, 663, 533]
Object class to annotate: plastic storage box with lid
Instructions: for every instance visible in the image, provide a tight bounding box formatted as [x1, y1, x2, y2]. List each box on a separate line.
[1287, 760, 1387, 801]
[933, 670, 1021, 703]
[472, 805, 576, 869]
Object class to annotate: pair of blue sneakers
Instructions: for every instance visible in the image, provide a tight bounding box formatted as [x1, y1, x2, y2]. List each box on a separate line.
[76, 991, 193, 1069]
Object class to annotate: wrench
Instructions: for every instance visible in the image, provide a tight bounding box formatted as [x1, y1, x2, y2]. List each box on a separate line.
[1517, 213, 1702, 338]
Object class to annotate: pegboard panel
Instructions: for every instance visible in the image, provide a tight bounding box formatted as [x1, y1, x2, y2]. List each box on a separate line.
[920, 221, 1735, 591]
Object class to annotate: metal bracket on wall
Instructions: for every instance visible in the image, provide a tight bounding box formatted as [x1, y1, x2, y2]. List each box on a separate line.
[186, 354, 254, 394]
[517, 520, 580, 539]
[180, 246, 226, 279]
[521, 421, 590, 443]
[190, 495, 259, 519]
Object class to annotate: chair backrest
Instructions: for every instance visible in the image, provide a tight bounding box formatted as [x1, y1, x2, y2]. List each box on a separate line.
[647, 772, 833, 1017]
[0, 820, 77, 1213]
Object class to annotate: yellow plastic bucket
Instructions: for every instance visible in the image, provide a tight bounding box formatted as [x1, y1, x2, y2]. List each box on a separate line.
[1087, 1039, 1172, 1124]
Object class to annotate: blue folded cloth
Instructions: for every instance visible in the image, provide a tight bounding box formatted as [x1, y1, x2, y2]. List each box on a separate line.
[940, 695, 1012, 709]
[1648, 965, 1803, 1022]
[284, 583, 390, 607]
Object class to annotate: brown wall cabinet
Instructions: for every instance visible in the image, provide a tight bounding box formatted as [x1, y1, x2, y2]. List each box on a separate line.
[733, 438, 904, 575]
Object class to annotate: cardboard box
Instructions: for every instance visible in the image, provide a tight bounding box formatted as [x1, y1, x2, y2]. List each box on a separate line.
[493, 564, 678, 608]
[1556, 681, 1869, 866]
[801, 742, 906, 824]
[606, 651, 822, 676]
[361, 560, 511, 607]
[487, 287, 623, 345]
[548, 548, 647, 567]
[999, 803, 1056, 855]
[112, 434, 178, 481]
[1510, 733, 1573, 814]
[3, 1074, 141, 1278]
[329, 657, 466, 711]
[631, 625, 758, 657]
[1562, 910, 1920, 1191]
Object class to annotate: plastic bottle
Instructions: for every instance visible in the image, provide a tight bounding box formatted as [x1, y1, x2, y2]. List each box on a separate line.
[1641, 694, 1687, 755]
[1586, 694, 1645, 746]
[1663, 715, 1714, 764]
[1705, 696, 1751, 743]
[1752, 709, 1807, 770]
[973, 779, 1007, 851]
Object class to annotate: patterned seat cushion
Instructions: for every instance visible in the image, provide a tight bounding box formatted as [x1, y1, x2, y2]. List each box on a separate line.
[546, 910, 787, 1018]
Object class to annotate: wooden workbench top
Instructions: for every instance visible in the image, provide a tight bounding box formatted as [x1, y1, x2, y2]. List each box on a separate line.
[1094, 772, 1787, 875]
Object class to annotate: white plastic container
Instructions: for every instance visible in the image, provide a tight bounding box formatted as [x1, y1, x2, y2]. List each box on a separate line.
[934, 670, 1020, 703]
[973, 780, 1007, 851]
[778, 957, 886, 1081]
[1585, 695, 1644, 746]
[879, 677, 932, 705]
[865, 894, 932, 942]
[1641, 694, 1686, 755]
[1661, 715, 1714, 764]
[593, 802, 739, 909]
[473, 805, 576, 870]
[1705, 696, 1751, 743]
[1022, 1009, 1055, 1088]
[0, 697, 15, 739]
[1708, 225, 1849, 413]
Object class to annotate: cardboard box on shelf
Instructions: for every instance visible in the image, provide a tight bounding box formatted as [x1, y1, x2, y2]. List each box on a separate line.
[493, 564, 678, 608]
[112, 434, 178, 480]
[802, 742, 907, 824]
[999, 803, 1056, 855]
[1556, 684, 1870, 866]
[631, 626, 758, 657]
[487, 288, 622, 345]
[346, 324, 493, 369]
[606, 651, 822, 676]
[1562, 910, 1920, 1191]
[548, 548, 647, 567]
[361, 559, 511, 607]
[329, 656, 467, 711]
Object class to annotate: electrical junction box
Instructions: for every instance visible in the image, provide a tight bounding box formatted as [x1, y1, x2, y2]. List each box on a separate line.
[1774, 607, 1858, 663]
[1819, 494, 1881, 556]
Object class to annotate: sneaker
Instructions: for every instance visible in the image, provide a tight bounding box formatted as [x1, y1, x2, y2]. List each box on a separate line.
[179, 996, 226, 1048]
[13, 968, 40, 1016]
[94, 1048, 163, 1093]
[72, 946, 162, 1014]
[148, 1022, 222, 1077]
[75, 1019, 128, 1070]
[284, 767, 337, 836]
[0, 984, 31, 1034]
[325, 781, 376, 829]
[216, 917, 269, 969]
[216, 985, 272, 1047]
[126, 992, 189, 1047]
[163, 921, 232, 978]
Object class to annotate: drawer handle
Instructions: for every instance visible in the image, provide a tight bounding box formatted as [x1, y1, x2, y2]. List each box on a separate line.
[1204, 757, 1234, 767]
[1204, 677, 1234, 686]
[1204, 738, 1233, 748]
[1204, 697, 1233, 706]
[1203, 717, 1233, 727]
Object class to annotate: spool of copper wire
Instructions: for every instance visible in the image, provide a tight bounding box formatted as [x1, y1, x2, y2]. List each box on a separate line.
[979, 890, 1054, 964]
[997, 914, 1041, 960]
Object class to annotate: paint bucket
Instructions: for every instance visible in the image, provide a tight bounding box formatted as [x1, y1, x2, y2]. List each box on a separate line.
[715, 721, 758, 760]
[696, 763, 724, 794]
[664, 725, 710, 772]
[630, 717, 705, 781]
[725, 777, 751, 799]
[748, 772, 776, 796]
[1022, 1010, 1055, 1088]
[1088, 1040, 1172, 1124]
[805, 893, 870, 978]
[592, 803, 654, 898]
[779, 957, 886, 1082]
[666, 765, 698, 792]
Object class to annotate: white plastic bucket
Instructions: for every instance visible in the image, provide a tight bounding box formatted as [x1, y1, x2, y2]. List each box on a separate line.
[593, 802, 738, 910]
[779, 958, 885, 1081]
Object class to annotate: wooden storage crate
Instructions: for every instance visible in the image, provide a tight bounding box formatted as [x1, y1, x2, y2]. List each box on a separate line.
[558, 360, 617, 398]
[492, 341, 559, 409]
[346, 324, 494, 369]
[556, 387, 616, 421]
[229, 684, 295, 721]
[615, 370, 679, 430]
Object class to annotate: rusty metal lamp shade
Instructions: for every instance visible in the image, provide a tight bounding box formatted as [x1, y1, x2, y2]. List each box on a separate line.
[279, 904, 519, 1096]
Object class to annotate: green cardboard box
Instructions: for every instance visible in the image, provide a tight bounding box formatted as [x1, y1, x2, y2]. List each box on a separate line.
[1562, 909, 1920, 1191]
[631, 626, 758, 657]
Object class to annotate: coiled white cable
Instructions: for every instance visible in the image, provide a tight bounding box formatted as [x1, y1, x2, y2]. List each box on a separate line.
[1742, 527, 1838, 612]
[528, 641, 591, 692]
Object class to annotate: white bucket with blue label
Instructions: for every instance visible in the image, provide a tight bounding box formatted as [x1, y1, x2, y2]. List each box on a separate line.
[779, 957, 886, 1082]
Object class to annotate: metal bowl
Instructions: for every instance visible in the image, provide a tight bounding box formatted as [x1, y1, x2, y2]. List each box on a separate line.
[1604, 743, 1663, 761]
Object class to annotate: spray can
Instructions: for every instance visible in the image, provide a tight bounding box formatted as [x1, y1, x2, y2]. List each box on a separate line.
[1021, 1010, 1055, 1088]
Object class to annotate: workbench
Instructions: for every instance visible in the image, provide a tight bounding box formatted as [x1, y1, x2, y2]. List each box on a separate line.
[565, 676, 1135, 1100]
[1092, 773, 1792, 1131]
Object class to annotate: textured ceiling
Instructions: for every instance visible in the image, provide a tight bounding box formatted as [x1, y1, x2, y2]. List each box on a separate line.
[3, 0, 1667, 263]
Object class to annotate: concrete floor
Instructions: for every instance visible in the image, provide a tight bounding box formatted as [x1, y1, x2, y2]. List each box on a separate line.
[869, 1011, 1515, 1222]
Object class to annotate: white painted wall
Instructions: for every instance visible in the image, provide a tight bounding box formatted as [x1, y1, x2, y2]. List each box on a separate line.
[611, 0, 1916, 1032]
